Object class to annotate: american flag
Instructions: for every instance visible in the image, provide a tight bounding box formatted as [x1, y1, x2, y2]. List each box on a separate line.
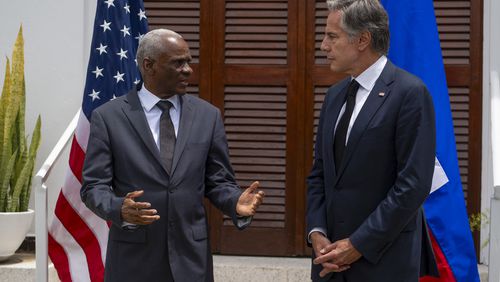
[48, 0, 148, 281]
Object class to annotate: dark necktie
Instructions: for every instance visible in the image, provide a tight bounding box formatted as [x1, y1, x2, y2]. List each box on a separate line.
[156, 100, 176, 174]
[334, 79, 359, 173]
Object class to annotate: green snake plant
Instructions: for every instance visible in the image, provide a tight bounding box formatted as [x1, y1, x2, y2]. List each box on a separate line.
[0, 26, 41, 212]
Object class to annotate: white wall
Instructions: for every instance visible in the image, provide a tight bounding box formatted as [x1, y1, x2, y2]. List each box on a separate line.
[0, 1, 96, 234]
[482, 0, 500, 265]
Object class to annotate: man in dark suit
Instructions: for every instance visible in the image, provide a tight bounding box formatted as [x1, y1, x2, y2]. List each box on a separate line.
[307, 0, 439, 281]
[81, 29, 264, 282]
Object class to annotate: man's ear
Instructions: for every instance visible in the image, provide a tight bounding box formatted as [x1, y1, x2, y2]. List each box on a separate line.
[357, 31, 371, 51]
[142, 58, 155, 75]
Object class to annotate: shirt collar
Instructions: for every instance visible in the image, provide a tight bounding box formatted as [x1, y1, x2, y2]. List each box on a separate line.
[353, 55, 387, 92]
[138, 85, 180, 112]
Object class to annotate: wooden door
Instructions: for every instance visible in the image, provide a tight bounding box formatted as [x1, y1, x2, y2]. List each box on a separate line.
[209, 0, 302, 256]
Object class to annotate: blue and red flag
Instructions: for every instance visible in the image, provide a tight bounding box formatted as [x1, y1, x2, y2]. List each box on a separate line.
[380, 0, 480, 281]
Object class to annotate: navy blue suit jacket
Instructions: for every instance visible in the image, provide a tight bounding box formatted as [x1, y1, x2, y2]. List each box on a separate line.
[307, 60, 439, 282]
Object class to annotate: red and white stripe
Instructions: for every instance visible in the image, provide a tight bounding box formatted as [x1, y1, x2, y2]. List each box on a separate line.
[48, 112, 108, 282]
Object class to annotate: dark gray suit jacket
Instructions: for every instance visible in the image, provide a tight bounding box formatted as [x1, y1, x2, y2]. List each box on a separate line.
[81, 88, 244, 282]
[307, 61, 439, 282]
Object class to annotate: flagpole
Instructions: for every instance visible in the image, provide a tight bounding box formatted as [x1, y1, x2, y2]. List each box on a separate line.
[490, 71, 500, 187]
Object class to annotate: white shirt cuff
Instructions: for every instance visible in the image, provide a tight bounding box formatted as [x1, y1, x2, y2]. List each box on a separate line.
[308, 227, 327, 243]
[121, 221, 138, 230]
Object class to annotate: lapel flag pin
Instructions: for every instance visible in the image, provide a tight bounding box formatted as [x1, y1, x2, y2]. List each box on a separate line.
[378, 92, 385, 97]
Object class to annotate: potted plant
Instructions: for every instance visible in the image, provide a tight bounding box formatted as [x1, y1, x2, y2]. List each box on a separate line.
[0, 26, 41, 261]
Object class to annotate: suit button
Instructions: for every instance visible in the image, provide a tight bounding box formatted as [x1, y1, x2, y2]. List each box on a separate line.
[169, 189, 174, 193]
[169, 221, 174, 227]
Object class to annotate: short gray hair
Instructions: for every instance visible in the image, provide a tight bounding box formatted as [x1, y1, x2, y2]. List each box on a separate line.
[326, 0, 389, 54]
[136, 29, 182, 73]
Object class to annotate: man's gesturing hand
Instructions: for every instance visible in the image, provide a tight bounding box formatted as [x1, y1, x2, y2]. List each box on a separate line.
[236, 181, 265, 216]
[121, 190, 160, 225]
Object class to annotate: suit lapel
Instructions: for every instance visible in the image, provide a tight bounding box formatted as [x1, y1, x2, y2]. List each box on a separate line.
[121, 88, 166, 173]
[335, 61, 396, 182]
[324, 79, 351, 176]
[171, 94, 195, 175]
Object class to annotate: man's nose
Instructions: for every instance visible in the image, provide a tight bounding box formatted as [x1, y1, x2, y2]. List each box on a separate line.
[181, 63, 192, 75]
[320, 37, 329, 52]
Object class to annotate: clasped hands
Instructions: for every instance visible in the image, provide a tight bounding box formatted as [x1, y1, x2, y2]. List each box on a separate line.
[121, 181, 265, 225]
[310, 232, 362, 277]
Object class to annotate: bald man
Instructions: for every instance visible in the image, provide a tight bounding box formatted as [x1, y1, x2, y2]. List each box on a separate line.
[81, 29, 264, 282]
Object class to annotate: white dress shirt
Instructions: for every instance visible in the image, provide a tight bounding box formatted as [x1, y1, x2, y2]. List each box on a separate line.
[334, 55, 388, 144]
[309, 55, 388, 242]
[137, 85, 181, 148]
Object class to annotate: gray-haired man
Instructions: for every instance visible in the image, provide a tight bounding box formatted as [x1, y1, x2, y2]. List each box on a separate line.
[307, 1, 439, 281]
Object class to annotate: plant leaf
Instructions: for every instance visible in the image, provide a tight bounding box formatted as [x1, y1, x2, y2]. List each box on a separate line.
[19, 116, 41, 212]
[28, 116, 41, 159]
[7, 152, 32, 212]
[0, 150, 18, 212]
[0, 58, 11, 145]
[0, 58, 11, 177]
[11, 135, 27, 191]
[19, 158, 35, 212]
[11, 26, 25, 152]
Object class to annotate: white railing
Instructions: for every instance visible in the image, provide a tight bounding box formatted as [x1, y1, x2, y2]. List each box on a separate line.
[489, 70, 500, 282]
[35, 110, 80, 282]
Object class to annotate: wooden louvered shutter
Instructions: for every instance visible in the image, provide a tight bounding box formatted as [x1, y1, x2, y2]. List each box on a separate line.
[208, 0, 302, 256]
[305, 0, 482, 252]
[434, 0, 482, 251]
[305, 0, 348, 176]
[145, 1, 205, 98]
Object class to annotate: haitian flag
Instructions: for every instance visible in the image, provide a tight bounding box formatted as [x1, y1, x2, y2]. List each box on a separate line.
[380, 0, 480, 281]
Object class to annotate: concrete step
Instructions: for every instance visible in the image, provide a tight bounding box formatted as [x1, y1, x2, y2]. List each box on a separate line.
[214, 255, 489, 282]
[214, 255, 310, 282]
[0, 253, 489, 281]
[0, 253, 58, 282]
